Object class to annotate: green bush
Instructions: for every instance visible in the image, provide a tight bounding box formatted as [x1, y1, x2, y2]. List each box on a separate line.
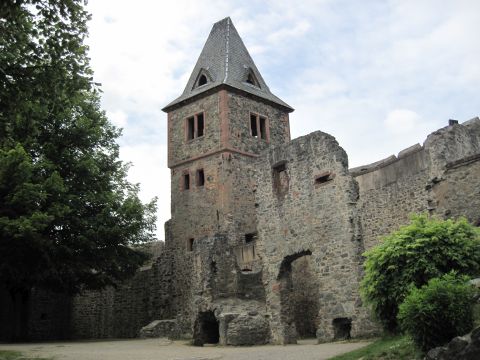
[398, 273, 476, 352]
[361, 214, 480, 332]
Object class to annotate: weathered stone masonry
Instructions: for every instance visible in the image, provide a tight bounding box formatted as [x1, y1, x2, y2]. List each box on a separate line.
[3, 17, 479, 344]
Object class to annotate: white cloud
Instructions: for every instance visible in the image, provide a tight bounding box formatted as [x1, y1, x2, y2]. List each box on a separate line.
[384, 109, 421, 135]
[106, 110, 128, 128]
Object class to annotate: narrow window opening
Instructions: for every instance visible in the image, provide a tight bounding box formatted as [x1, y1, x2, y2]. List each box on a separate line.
[250, 114, 258, 137]
[196, 169, 205, 187]
[184, 173, 190, 190]
[198, 74, 207, 86]
[210, 261, 217, 274]
[187, 238, 194, 251]
[187, 116, 195, 140]
[260, 117, 267, 140]
[273, 161, 288, 196]
[315, 172, 335, 186]
[197, 113, 204, 137]
[245, 233, 257, 243]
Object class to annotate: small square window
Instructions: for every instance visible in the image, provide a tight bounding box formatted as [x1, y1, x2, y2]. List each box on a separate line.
[184, 173, 190, 190]
[245, 233, 257, 243]
[196, 169, 205, 187]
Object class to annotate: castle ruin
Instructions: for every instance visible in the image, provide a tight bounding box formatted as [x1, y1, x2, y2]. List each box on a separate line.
[1, 17, 479, 345]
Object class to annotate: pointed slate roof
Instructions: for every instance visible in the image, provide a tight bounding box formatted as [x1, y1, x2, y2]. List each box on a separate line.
[163, 17, 293, 112]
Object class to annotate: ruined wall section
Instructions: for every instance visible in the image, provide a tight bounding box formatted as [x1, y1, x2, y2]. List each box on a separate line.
[432, 155, 480, 223]
[255, 131, 376, 344]
[353, 149, 430, 250]
[70, 241, 173, 339]
[168, 152, 263, 334]
[353, 118, 480, 250]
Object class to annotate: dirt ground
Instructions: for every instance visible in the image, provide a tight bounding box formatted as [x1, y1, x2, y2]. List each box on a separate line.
[0, 338, 370, 360]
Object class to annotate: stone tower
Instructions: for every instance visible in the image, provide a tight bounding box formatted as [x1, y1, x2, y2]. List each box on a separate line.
[162, 17, 294, 340]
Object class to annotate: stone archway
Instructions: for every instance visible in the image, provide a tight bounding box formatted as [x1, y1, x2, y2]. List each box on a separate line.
[277, 250, 319, 343]
[193, 311, 219, 346]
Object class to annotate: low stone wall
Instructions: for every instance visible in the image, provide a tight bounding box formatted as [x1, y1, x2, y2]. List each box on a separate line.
[71, 243, 174, 339]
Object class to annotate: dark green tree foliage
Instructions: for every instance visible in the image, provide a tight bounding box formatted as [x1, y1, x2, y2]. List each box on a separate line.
[0, 0, 156, 298]
[360, 214, 480, 332]
[398, 273, 476, 352]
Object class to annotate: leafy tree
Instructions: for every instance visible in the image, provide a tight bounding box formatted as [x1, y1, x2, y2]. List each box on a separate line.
[0, 0, 156, 339]
[398, 272, 476, 352]
[360, 214, 480, 332]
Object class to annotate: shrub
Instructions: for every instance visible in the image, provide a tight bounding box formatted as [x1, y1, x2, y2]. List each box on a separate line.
[398, 272, 476, 352]
[360, 214, 480, 332]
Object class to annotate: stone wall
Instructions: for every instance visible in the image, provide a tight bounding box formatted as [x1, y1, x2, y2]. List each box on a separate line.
[0, 287, 72, 341]
[255, 131, 377, 344]
[0, 241, 173, 341]
[69, 241, 173, 339]
[353, 149, 430, 250]
[353, 118, 480, 250]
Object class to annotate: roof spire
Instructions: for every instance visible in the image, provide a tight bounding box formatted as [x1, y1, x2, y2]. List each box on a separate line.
[163, 17, 293, 112]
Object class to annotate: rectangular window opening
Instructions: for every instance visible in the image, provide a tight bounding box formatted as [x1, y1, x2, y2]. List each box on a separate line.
[187, 238, 194, 251]
[315, 172, 335, 185]
[197, 113, 204, 137]
[250, 114, 258, 137]
[187, 116, 195, 140]
[245, 233, 257, 243]
[260, 117, 267, 140]
[184, 173, 190, 190]
[196, 169, 205, 187]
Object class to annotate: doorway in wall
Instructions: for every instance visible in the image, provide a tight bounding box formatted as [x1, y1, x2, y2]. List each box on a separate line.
[193, 310, 219, 346]
[277, 250, 319, 342]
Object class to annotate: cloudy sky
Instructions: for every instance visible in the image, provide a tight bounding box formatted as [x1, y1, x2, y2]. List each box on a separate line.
[85, 0, 480, 238]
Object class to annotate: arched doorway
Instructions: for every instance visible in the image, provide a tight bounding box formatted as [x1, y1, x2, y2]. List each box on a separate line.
[277, 250, 319, 343]
[193, 311, 219, 346]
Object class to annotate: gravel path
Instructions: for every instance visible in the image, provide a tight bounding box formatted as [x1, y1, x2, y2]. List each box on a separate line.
[0, 338, 370, 360]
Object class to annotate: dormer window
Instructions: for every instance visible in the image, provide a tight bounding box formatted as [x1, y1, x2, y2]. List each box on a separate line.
[193, 69, 211, 89]
[244, 68, 260, 88]
[198, 74, 208, 86]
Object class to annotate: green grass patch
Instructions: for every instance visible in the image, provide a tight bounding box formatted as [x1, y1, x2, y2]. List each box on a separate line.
[328, 336, 423, 360]
[0, 350, 52, 360]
